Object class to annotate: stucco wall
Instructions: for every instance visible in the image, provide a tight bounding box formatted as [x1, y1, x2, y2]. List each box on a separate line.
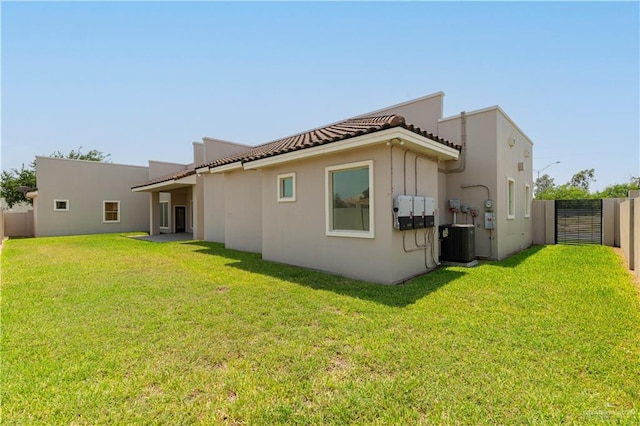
[495, 111, 534, 258]
[34, 157, 150, 237]
[223, 170, 262, 253]
[148, 160, 190, 181]
[635, 198, 640, 276]
[438, 110, 499, 259]
[620, 199, 633, 270]
[203, 174, 226, 243]
[357, 92, 444, 135]
[437, 108, 533, 259]
[203, 138, 251, 164]
[3, 211, 34, 237]
[259, 144, 441, 284]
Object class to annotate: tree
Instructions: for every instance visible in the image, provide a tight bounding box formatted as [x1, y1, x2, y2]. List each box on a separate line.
[50, 147, 111, 162]
[0, 163, 37, 208]
[1, 148, 111, 208]
[534, 173, 556, 197]
[569, 168, 596, 192]
[594, 177, 640, 198]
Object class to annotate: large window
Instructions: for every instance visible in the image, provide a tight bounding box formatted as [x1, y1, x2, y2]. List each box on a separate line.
[277, 172, 296, 202]
[524, 184, 531, 218]
[54, 199, 69, 211]
[507, 178, 515, 219]
[160, 201, 169, 229]
[326, 160, 374, 238]
[103, 201, 120, 223]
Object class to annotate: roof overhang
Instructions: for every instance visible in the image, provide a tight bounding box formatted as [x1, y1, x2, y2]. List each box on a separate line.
[201, 161, 243, 174]
[242, 127, 459, 170]
[132, 174, 196, 192]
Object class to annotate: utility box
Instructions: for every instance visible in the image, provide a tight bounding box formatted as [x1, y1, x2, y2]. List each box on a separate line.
[394, 195, 413, 230]
[484, 212, 495, 229]
[439, 224, 476, 263]
[424, 196, 435, 228]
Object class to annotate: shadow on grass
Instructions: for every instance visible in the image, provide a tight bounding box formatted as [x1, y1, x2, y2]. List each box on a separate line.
[487, 245, 546, 268]
[184, 241, 465, 308]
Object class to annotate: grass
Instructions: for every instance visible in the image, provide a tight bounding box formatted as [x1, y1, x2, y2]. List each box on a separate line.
[1, 234, 639, 425]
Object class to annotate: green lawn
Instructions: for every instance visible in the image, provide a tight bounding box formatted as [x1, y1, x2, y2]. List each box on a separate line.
[1, 234, 639, 425]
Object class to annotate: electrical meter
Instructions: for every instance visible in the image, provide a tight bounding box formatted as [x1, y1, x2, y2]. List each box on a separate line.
[484, 199, 494, 211]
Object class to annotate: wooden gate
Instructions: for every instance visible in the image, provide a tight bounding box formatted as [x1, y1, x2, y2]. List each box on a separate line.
[555, 199, 602, 245]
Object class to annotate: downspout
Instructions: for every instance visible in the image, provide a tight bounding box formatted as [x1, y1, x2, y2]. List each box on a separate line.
[438, 111, 466, 174]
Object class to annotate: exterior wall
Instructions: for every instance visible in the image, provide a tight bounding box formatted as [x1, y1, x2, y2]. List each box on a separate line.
[203, 173, 226, 243]
[3, 211, 34, 237]
[148, 160, 190, 180]
[438, 110, 499, 259]
[602, 198, 625, 247]
[223, 170, 262, 253]
[532, 200, 555, 245]
[259, 144, 441, 284]
[193, 143, 205, 239]
[203, 137, 251, 163]
[34, 157, 149, 237]
[437, 108, 533, 260]
[357, 92, 444, 135]
[635, 198, 640, 277]
[620, 199, 633, 270]
[495, 110, 534, 258]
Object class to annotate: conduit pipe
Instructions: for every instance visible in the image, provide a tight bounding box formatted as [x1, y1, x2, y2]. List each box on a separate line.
[438, 111, 466, 174]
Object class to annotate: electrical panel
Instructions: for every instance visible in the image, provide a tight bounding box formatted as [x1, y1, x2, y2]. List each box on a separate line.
[424, 196, 435, 228]
[394, 195, 436, 230]
[484, 212, 495, 229]
[449, 199, 461, 212]
[394, 195, 413, 230]
[460, 204, 469, 214]
[413, 196, 425, 229]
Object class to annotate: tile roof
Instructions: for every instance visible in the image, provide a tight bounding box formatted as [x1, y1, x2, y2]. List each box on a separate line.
[131, 168, 196, 189]
[198, 115, 459, 170]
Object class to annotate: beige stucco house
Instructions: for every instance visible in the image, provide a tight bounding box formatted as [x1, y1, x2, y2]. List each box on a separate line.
[28, 156, 150, 237]
[133, 92, 534, 284]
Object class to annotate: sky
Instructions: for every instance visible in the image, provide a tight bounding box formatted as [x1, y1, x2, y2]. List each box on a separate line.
[2, 1, 638, 191]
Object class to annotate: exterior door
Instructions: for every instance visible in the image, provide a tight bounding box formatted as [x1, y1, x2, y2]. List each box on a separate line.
[175, 206, 186, 233]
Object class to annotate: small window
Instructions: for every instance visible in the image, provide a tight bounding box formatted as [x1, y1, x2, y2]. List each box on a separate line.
[103, 201, 120, 223]
[54, 199, 69, 211]
[507, 178, 515, 219]
[160, 201, 169, 228]
[277, 172, 296, 202]
[524, 184, 531, 218]
[326, 160, 374, 238]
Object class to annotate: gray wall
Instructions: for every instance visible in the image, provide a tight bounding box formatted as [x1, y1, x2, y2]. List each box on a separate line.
[203, 173, 226, 243]
[35, 157, 150, 237]
[620, 199, 634, 270]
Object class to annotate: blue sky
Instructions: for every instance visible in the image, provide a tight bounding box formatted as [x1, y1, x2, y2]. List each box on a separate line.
[2, 1, 638, 191]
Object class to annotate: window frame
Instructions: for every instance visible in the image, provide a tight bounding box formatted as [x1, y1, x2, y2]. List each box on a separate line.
[524, 184, 531, 218]
[53, 199, 69, 212]
[325, 160, 374, 239]
[507, 178, 515, 220]
[160, 201, 169, 229]
[277, 172, 296, 202]
[103, 200, 120, 223]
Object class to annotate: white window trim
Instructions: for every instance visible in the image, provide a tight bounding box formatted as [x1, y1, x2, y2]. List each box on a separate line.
[277, 172, 296, 202]
[160, 201, 170, 229]
[325, 160, 374, 239]
[524, 184, 531, 218]
[103, 200, 120, 223]
[507, 178, 515, 220]
[53, 199, 69, 212]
